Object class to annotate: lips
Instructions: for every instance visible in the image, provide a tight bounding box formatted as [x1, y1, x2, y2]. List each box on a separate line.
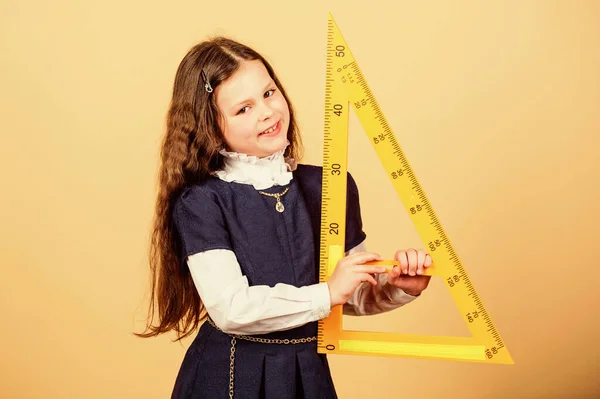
[259, 120, 281, 136]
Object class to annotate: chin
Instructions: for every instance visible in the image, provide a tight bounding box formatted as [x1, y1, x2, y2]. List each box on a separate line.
[261, 142, 286, 158]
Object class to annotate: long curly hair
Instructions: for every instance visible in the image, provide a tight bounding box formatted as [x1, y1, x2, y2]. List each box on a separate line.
[136, 36, 304, 341]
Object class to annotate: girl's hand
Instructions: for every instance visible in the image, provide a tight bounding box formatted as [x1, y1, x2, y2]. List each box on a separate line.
[327, 252, 388, 307]
[387, 248, 433, 296]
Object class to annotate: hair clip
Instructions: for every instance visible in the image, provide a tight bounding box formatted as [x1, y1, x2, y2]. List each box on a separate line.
[201, 69, 213, 93]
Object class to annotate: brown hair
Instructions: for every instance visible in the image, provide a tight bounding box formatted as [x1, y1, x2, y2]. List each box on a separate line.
[136, 36, 303, 341]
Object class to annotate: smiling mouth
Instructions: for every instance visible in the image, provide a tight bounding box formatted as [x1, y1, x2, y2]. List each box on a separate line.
[259, 121, 280, 135]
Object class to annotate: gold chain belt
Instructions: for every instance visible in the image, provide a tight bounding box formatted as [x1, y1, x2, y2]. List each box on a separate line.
[206, 318, 317, 399]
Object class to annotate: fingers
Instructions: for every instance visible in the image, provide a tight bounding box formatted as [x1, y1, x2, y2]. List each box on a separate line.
[424, 253, 432, 267]
[329, 252, 389, 307]
[362, 273, 378, 286]
[416, 250, 425, 275]
[356, 265, 387, 274]
[396, 250, 409, 274]
[338, 252, 385, 272]
[407, 249, 418, 276]
[344, 251, 383, 263]
[395, 248, 432, 276]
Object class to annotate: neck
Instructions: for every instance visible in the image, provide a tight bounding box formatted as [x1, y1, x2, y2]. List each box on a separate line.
[213, 144, 297, 190]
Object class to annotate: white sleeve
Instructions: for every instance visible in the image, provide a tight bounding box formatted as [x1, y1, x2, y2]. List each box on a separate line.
[187, 249, 331, 335]
[343, 241, 419, 316]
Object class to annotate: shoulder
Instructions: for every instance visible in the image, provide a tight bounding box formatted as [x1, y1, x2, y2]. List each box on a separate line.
[176, 178, 219, 202]
[173, 177, 228, 217]
[172, 178, 234, 255]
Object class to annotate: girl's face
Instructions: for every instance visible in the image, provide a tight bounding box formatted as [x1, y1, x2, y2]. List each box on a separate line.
[215, 60, 291, 158]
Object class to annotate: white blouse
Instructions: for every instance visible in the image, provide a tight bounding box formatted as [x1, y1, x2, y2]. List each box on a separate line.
[186, 145, 418, 335]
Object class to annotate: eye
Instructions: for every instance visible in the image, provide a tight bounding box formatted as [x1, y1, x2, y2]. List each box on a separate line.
[264, 89, 276, 98]
[237, 106, 250, 115]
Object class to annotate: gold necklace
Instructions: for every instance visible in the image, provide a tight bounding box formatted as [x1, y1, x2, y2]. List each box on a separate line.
[258, 187, 290, 213]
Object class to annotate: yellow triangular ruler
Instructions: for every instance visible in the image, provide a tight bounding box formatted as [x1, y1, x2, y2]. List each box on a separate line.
[317, 13, 513, 364]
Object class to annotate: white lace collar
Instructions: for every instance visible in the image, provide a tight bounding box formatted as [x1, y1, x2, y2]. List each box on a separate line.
[213, 143, 297, 190]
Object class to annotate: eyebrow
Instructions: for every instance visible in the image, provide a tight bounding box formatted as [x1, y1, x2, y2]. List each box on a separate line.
[230, 80, 275, 111]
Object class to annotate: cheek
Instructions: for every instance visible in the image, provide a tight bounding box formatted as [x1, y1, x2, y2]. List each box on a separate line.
[225, 118, 256, 141]
[275, 96, 290, 118]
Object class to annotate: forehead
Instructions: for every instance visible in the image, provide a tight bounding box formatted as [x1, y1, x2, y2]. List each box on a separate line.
[216, 60, 273, 107]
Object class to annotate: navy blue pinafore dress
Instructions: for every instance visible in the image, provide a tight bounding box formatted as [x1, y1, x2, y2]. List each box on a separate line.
[171, 164, 366, 399]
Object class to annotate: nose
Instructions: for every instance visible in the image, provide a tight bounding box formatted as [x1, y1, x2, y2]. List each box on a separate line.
[259, 100, 274, 120]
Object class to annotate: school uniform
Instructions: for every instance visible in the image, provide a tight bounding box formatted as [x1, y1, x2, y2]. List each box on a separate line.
[170, 145, 419, 398]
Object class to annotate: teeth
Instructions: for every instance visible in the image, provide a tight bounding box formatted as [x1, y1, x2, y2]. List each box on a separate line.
[261, 122, 277, 135]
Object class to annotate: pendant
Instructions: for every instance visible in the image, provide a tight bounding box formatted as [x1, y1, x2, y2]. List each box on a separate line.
[275, 199, 285, 212]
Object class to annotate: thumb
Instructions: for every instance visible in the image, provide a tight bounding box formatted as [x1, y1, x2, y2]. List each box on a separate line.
[388, 266, 400, 281]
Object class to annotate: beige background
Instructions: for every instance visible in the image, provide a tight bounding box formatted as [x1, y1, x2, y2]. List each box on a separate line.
[1, 0, 598, 398]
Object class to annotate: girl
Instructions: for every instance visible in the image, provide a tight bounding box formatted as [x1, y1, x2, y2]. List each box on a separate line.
[137, 36, 433, 399]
